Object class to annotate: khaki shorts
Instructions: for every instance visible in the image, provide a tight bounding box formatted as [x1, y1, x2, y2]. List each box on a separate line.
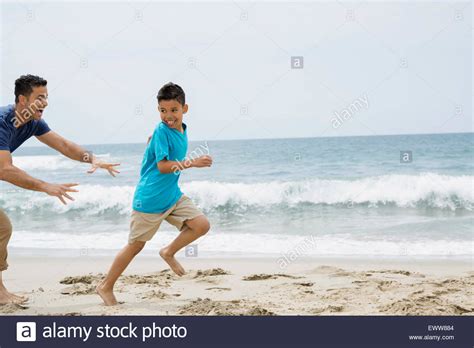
[129, 195, 203, 243]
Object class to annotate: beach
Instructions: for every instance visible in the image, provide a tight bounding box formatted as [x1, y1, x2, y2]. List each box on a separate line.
[2, 255, 472, 316]
[1, 134, 473, 316]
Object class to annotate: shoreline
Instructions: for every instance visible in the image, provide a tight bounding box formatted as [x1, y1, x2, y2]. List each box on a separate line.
[9, 247, 473, 261]
[2, 255, 472, 316]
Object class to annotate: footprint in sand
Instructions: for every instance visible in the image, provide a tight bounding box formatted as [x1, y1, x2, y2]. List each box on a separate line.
[61, 283, 96, 295]
[178, 298, 275, 316]
[141, 290, 171, 300]
[243, 273, 303, 281]
[0, 303, 29, 314]
[193, 268, 230, 278]
[60, 275, 103, 295]
[378, 281, 474, 316]
[122, 274, 171, 287]
[378, 297, 473, 315]
[205, 287, 231, 292]
[310, 266, 353, 277]
[192, 268, 231, 284]
[270, 281, 314, 295]
[312, 305, 344, 314]
[60, 274, 103, 285]
[366, 269, 425, 278]
[376, 280, 399, 291]
[60, 273, 173, 295]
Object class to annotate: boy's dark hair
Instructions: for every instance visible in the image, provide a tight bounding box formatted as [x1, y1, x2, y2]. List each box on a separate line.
[15, 74, 47, 103]
[157, 82, 185, 105]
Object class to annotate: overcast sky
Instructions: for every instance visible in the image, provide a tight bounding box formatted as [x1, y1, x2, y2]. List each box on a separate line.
[1, 1, 472, 146]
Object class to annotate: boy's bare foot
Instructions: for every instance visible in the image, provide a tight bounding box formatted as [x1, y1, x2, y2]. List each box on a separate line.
[96, 283, 118, 306]
[159, 247, 185, 276]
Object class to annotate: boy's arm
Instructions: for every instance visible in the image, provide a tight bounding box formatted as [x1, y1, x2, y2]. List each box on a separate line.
[151, 125, 212, 174]
[157, 155, 212, 174]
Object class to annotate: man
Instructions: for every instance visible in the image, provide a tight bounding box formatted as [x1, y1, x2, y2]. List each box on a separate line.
[0, 74, 120, 304]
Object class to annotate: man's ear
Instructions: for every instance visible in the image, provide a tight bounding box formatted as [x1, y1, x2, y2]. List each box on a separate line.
[183, 104, 189, 114]
[18, 95, 27, 106]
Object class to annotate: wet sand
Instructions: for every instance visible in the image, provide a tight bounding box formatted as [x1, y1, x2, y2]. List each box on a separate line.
[2, 256, 472, 316]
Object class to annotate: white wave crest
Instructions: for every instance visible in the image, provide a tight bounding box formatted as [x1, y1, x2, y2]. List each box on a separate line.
[12, 154, 111, 171]
[183, 173, 474, 211]
[1, 173, 473, 214]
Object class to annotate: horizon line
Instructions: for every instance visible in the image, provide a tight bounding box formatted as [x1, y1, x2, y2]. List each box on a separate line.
[20, 130, 473, 149]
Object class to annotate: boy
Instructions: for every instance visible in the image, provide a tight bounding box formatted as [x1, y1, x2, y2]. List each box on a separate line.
[97, 82, 212, 306]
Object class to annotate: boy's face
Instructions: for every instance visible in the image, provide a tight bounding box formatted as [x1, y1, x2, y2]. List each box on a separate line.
[158, 99, 188, 130]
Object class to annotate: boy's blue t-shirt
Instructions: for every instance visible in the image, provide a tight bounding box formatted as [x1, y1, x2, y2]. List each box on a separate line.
[0, 104, 51, 153]
[133, 122, 188, 214]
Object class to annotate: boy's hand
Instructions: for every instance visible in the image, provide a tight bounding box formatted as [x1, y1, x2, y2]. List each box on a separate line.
[192, 155, 213, 168]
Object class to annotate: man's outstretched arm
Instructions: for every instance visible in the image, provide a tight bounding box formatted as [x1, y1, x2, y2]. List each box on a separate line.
[0, 150, 78, 204]
[37, 131, 120, 176]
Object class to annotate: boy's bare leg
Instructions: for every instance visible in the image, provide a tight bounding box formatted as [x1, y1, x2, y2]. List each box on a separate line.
[160, 215, 210, 276]
[96, 241, 145, 306]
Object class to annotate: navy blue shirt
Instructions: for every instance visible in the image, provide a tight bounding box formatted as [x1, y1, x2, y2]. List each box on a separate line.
[0, 104, 51, 153]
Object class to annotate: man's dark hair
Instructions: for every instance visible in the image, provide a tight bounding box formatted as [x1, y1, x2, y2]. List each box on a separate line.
[157, 82, 185, 105]
[15, 74, 47, 103]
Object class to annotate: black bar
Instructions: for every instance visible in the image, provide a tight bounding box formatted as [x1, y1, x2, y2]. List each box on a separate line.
[1, 316, 472, 347]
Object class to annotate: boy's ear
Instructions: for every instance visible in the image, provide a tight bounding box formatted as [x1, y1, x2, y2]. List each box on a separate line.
[183, 104, 189, 114]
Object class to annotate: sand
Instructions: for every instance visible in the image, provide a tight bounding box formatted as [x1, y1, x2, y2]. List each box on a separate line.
[1, 255, 472, 316]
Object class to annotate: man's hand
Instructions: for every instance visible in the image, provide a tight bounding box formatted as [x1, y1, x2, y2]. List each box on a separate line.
[41, 183, 79, 205]
[192, 155, 213, 168]
[37, 132, 121, 176]
[87, 159, 121, 177]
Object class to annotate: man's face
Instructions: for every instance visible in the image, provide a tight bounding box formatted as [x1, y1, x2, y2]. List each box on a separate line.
[21, 86, 48, 121]
[158, 99, 188, 130]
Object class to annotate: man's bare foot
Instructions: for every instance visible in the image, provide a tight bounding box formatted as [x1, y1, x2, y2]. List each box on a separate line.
[0, 290, 14, 304]
[159, 247, 185, 276]
[0, 289, 27, 304]
[0, 284, 28, 304]
[96, 283, 118, 306]
[0, 291, 12, 305]
[8, 292, 28, 303]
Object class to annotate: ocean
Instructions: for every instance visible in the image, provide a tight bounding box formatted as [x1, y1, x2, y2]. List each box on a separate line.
[1, 133, 472, 259]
